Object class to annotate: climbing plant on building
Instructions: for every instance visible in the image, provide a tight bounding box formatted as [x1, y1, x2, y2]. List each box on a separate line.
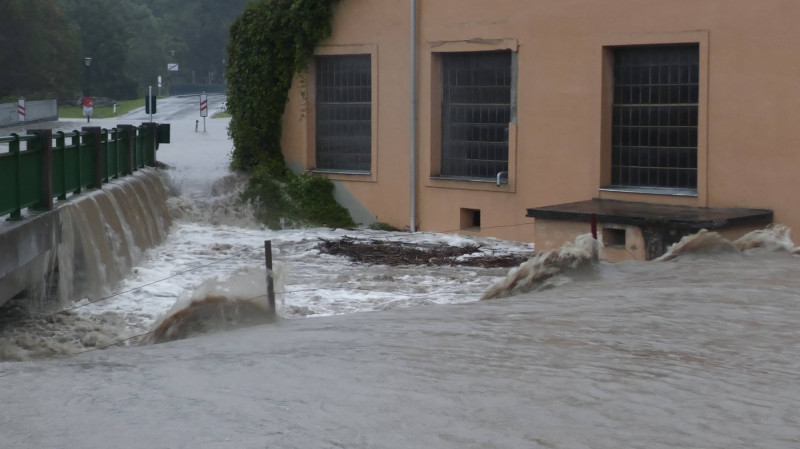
[225, 0, 354, 229]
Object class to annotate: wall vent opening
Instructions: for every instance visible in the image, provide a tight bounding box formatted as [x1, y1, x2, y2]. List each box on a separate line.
[603, 227, 626, 248]
[460, 208, 481, 229]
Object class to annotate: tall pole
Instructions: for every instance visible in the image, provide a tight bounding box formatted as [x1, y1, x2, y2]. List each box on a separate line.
[148, 85, 153, 123]
[86, 77, 91, 124]
[84, 57, 92, 123]
[409, 0, 418, 233]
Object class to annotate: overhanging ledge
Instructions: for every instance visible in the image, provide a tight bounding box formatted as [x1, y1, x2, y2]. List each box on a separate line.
[526, 199, 773, 231]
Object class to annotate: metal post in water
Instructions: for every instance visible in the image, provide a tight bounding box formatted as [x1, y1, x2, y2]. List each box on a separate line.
[264, 240, 276, 315]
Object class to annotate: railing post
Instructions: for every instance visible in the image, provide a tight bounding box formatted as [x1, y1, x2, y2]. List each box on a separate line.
[55, 131, 67, 200]
[133, 125, 141, 169]
[117, 124, 134, 175]
[82, 126, 103, 189]
[73, 131, 82, 194]
[7, 133, 22, 221]
[141, 122, 158, 167]
[109, 128, 118, 179]
[28, 129, 53, 211]
[100, 128, 110, 183]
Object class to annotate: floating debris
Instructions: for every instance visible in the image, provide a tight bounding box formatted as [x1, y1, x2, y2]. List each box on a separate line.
[317, 236, 530, 268]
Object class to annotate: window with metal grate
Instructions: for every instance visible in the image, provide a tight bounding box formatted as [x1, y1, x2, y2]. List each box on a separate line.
[441, 51, 511, 180]
[315, 54, 371, 172]
[611, 44, 699, 190]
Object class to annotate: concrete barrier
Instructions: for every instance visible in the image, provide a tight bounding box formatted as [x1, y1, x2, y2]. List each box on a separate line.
[0, 170, 171, 308]
[0, 99, 58, 127]
[0, 103, 17, 127]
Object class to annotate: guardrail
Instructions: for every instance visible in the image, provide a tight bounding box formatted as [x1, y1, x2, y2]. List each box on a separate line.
[0, 123, 169, 221]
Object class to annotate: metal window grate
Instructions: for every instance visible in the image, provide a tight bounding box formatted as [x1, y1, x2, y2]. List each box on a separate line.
[441, 51, 511, 180]
[315, 54, 371, 172]
[611, 44, 699, 189]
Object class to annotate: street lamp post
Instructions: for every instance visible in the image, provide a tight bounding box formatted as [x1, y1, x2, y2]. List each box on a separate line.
[83, 57, 93, 123]
[169, 50, 175, 95]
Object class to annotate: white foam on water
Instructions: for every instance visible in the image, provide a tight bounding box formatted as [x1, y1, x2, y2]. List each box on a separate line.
[481, 234, 598, 300]
[658, 225, 799, 261]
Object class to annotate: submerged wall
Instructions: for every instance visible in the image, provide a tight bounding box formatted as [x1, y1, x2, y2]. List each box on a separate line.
[0, 169, 171, 309]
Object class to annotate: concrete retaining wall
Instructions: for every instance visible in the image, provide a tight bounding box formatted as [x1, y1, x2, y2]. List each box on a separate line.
[0, 103, 17, 127]
[0, 169, 171, 308]
[0, 212, 60, 304]
[0, 99, 58, 128]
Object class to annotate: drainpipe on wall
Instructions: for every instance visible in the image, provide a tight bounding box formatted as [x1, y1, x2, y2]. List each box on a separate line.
[409, 0, 417, 232]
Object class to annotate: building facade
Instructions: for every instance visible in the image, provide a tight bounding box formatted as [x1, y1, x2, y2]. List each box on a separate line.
[280, 0, 799, 258]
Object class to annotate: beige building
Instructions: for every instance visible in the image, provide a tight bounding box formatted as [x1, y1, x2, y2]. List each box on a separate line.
[281, 0, 797, 260]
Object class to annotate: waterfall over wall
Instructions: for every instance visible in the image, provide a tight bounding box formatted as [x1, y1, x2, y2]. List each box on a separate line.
[0, 169, 171, 309]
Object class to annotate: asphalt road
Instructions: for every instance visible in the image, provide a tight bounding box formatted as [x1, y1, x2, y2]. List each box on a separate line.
[122, 94, 227, 121]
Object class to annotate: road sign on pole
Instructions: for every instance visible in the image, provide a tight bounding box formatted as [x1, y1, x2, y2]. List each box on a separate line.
[200, 93, 208, 117]
[200, 92, 208, 132]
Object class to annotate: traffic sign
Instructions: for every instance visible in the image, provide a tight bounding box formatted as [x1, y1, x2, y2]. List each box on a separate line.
[200, 93, 208, 117]
[168, 63, 179, 71]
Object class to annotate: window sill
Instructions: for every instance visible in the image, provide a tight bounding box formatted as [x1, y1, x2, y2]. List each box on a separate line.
[427, 176, 514, 193]
[311, 169, 376, 183]
[600, 186, 698, 197]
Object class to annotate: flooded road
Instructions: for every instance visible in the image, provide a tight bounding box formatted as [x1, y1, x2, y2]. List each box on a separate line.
[2, 246, 799, 448]
[0, 110, 531, 359]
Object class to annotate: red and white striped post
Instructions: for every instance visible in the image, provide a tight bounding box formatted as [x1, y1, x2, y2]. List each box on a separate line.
[199, 92, 208, 132]
[17, 98, 25, 122]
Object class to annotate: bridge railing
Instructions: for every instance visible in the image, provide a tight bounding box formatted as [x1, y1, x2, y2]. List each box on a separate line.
[0, 123, 164, 221]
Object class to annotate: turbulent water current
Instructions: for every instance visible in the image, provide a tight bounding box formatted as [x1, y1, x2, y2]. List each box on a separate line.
[0, 115, 532, 360]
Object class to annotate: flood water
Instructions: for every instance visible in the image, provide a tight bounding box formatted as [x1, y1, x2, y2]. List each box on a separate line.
[1, 108, 799, 447]
[0, 111, 532, 359]
[2, 234, 799, 448]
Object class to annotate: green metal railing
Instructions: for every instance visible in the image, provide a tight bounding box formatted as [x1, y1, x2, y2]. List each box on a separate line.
[0, 123, 165, 221]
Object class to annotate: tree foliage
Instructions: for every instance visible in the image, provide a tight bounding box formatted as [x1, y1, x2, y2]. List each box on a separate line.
[60, 0, 140, 99]
[226, 0, 339, 170]
[0, 0, 80, 100]
[1, 0, 250, 101]
[226, 0, 354, 229]
[141, 0, 251, 85]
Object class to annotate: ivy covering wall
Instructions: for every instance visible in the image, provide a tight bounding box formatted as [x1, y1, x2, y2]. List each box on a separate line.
[226, 0, 354, 229]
